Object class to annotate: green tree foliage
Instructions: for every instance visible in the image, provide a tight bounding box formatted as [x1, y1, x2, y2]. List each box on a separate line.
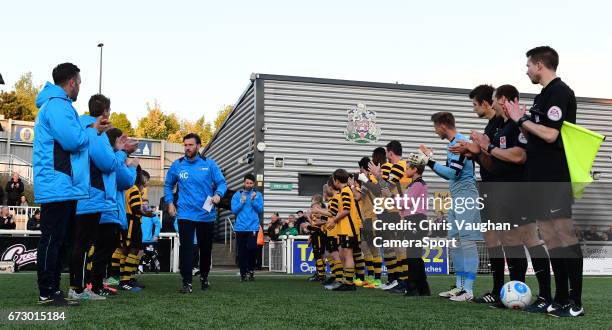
[110, 112, 135, 136]
[213, 105, 233, 132]
[135, 101, 178, 140]
[167, 115, 213, 145]
[0, 72, 40, 121]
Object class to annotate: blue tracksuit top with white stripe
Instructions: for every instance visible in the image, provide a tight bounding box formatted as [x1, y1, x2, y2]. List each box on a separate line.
[76, 115, 127, 215]
[231, 189, 264, 232]
[164, 155, 227, 222]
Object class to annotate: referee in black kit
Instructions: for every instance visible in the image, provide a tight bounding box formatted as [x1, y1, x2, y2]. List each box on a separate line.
[505, 46, 583, 317]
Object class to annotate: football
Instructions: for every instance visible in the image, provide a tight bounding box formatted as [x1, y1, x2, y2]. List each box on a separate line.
[500, 281, 532, 310]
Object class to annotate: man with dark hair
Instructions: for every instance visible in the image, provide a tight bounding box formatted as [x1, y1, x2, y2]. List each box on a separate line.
[525, 46, 559, 72]
[454, 85, 549, 308]
[88, 94, 111, 117]
[430, 112, 456, 131]
[295, 210, 309, 234]
[469, 84, 496, 119]
[33, 63, 108, 306]
[409, 112, 482, 302]
[69, 94, 136, 300]
[455, 84, 506, 305]
[165, 133, 227, 293]
[51, 63, 81, 100]
[505, 46, 583, 317]
[231, 174, 263, 282]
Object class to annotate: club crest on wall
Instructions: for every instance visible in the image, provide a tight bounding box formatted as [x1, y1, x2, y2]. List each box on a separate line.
[344, 103, 381, 144]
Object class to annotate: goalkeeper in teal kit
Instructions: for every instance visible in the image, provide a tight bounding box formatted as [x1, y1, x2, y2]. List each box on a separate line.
[409, 111, 482, 302]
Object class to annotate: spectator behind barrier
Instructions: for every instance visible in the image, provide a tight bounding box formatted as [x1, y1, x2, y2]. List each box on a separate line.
[583, 225, 605, 241]
[0, 206, 16, 229]
[295, 210, 310, 235]
[5, 172, 25, 206]
[280, 215, 298, 237]
[267, 213, 282, 241]
[27, 210, 42, 230]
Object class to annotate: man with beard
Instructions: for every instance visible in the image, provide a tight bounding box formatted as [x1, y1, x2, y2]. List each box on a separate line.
[164, 133, 227, 293]
[505, 46, 583, 317]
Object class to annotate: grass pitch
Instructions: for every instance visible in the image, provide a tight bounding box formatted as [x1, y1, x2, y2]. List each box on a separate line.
[1, 272, 610, 329]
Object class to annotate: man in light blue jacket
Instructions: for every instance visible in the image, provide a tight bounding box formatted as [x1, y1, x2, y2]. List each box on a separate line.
[231, 174, 263, 282]
[69, 94, 136, 301]
[93, 127, 139, 294]
[165, 133, 227, 293]
[34, 63, 107, 306]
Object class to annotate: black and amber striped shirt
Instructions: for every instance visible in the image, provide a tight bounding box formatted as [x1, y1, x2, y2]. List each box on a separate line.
[382, 160, 412, 193]
[326, 194, 340, 237]
[339, 186, 362, 234]
[125, 185, 143, 223]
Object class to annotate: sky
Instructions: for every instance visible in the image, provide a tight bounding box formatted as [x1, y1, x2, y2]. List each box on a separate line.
[1, 0, 611, 125]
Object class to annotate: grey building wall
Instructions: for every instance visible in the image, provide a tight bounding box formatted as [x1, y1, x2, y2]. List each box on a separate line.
[256, 75, 612, 228]
[203, 82, 257, 239]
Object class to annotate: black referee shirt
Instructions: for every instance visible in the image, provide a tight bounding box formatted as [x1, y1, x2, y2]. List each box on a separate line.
[479, 116, 504, 182]
[490, 118, 527, 182]
[525, 77, 577, 182]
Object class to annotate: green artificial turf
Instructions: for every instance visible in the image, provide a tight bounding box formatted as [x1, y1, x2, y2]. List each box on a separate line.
[1, 272, 610, 329]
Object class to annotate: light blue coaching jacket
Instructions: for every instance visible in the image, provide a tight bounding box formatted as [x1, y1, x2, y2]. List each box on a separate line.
[141, 214, 161, 243]
[76, 115, 128, 215]
[231, 189, 263, 232]
[33, 82, 89, 204]
[100, 160, 137, 230]
[164, 155, 227, 222]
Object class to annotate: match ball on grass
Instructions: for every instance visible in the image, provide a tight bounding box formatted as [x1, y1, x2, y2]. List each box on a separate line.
[500, 281, 532, 310]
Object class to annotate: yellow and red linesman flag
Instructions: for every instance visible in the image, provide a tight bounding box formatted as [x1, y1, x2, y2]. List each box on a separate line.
[561, 121, 605, 199]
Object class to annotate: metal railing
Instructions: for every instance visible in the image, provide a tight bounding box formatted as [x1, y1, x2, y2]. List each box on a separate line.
[2, 206, 40, 231]
[0, 154, 33, 184]
[223, 216, 235, 254]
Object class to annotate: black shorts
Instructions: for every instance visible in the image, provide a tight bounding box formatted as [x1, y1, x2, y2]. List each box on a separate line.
[310, 230, 326, 258]
[124, 218, 142, 250]
[326, 236, 339, 253]
[524, 182, 573, 221]
[338, 235, 360, 249]
[480, 182, 537, 227]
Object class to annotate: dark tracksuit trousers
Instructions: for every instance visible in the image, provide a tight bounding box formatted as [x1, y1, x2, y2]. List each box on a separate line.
[178, 220, 214, 285]
[236, 231, 258, 277]
[90, 223, 121, 291]
[69, 213, 101, 290]
[37, 201, 77, 297]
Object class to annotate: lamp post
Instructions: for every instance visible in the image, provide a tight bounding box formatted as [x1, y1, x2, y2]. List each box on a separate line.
[97, 43, 104, 93]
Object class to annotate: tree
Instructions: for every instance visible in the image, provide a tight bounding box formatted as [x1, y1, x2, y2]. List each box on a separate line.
[213, 105, 233, 132]
[167, 115, 214, 144]
[135, 101, 179, 140]
[0, 72, 40, 121]
[165, 113, 180, 136]
[110, 112, 135, 136]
